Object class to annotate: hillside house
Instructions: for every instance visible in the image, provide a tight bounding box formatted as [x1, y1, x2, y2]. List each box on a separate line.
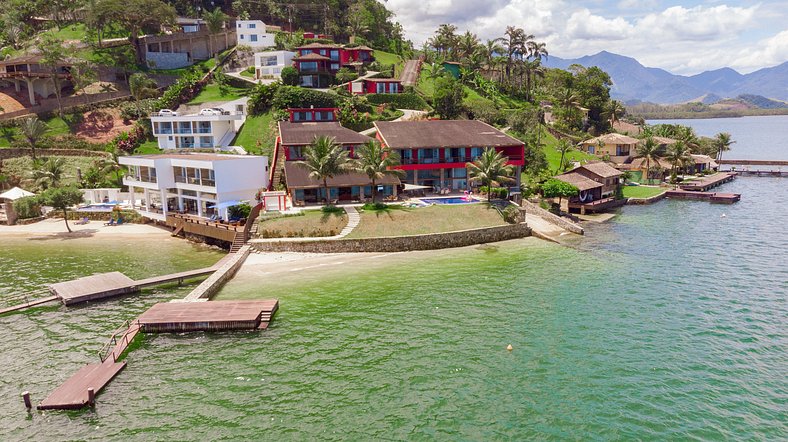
[348, 78, 402, 95]
[294, 43, 374, 88]
[0, 55, 72, 105]
[150, 98, 248, 150]
[580, 133, 639, 164]
[556, 162, 622, 214]
[141, 18, 235, 69]
[236, 20, 276, 48]
[253, 50, 296, 79]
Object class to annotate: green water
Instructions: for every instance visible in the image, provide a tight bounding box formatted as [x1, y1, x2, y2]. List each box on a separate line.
[1, 177, 787, 440]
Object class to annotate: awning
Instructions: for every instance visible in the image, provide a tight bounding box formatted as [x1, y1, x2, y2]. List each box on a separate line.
[208, 200, 245, 209]
[0, 186, 35, 200]
[403, 184, 432, 191]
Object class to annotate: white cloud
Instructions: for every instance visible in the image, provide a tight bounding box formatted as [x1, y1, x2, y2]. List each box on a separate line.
[386, 1, 783, 74]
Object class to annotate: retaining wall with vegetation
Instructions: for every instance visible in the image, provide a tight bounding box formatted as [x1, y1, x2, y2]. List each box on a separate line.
[520, 200, 585, 235]
[0, 148, 110, 160]
[251, 223, 531, 253]
[626, 193, 668, 205]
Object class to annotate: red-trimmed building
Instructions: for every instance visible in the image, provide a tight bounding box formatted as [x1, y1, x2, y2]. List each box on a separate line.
[273, 121, 400, 204]
[374, 120, 525, 192]
[294, 43, 375, 88]
[288, 107, 339, 122]
[348, 78, 402, 95]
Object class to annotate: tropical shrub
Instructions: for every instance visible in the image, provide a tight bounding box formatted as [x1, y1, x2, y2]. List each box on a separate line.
[478, 186, 509, 199]
[120, 98, 158, 121]
[280, 66, 299, 86]
[272, 86, 340, 110]
[248, 81, 281, 115]
[228, 203, 252, 219]
[502, 205, 521, 224]
[467, 100, 505, 125]
[13, 196, 40, 219]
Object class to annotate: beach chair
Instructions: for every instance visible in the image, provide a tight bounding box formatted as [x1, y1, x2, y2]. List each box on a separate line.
[104, 218, 116, 226]
[116, 218, 124, 225]
[75, 217, 90, 225]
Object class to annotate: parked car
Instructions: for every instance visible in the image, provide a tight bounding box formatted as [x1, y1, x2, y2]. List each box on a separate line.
[158, 109, 178, 116]
[199, 108, 224, 116]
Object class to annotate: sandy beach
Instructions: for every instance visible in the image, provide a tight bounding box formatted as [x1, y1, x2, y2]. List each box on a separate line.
[0, 218, 173, 238]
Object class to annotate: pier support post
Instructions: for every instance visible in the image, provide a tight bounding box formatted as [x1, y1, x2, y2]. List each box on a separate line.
[87, 388, 95, 406]
[22, 391, 32, 409]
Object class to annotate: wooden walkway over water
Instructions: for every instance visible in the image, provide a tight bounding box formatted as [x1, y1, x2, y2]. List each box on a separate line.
[37, 300, 278, 410]
[666, 190, 741, 204]
[679, 172, 736, 191]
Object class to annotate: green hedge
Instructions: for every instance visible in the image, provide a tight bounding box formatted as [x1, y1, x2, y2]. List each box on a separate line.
[366, 93, 429, 110]
[272, 86, 340, 110]
[13, 196, 41, 219]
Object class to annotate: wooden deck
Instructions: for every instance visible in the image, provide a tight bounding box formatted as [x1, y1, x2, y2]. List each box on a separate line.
[37, 299, 278, 410]
[138, 300, 279, 333]
[679, 172, 736, 191]
[38, 360, 126, 410]
[666, 190, 741, 203]
[49, 272, 138, 305]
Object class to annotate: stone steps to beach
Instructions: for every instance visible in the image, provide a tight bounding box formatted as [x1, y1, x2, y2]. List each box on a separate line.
[337, 206, 360, 238]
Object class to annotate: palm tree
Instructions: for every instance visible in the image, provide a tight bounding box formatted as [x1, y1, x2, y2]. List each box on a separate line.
[713, 132, 735, 162]
[666, 140, 693, 181]
[296, 136, 355, 205]
[32, 157, 66, 190]
[128, 73, 158, 117]
[495, 26, 525, 83]
[555, 139, 573, 174]
[19, 117, 49, 160]
[636, 136, 660, 184]
[202, 8, 229, 58]
[466, 148, 515, 202]
[482, 40, 504, 71]
[607, 100, 625, 127]
[355, 140, 405, 202]
[457, 31, 479, 61]
[528, 41, 548, 61]
[426, 62, 447, 87]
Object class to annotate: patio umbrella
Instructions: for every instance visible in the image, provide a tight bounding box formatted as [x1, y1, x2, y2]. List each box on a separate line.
[402, 184, 432, 191]
[208, 200, 246, 209]
[0, 187, 35, 201]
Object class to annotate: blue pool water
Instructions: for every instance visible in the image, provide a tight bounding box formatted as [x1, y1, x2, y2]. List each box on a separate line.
[421, 197, 476, 205]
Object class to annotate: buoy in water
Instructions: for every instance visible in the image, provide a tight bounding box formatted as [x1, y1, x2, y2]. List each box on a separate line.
[506, 344, 513, 351]
[721, 213, 727, 218]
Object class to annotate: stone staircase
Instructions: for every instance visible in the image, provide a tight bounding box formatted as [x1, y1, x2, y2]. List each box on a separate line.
[337, 206, 360, 238]
[269, 143, 286, 190]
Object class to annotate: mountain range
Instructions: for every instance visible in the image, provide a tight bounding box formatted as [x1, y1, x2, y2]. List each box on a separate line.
[542, 51, 788, 105]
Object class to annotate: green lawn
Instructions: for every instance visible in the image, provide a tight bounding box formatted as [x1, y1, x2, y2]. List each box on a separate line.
[134, 140, 162, 154]
[0, 116, 75, 147]
[240, 69, 254, 78]
[187, 82, 250, 105]
[258, 210, 348, 238]
[372, 50, 403, 76]
[2, 156, 97, 189]
[232, 112, 276, 156]
[346, 203, 506, 239]
[622, 185, 666, 199]
[43, 23, 88, 41]
[540, 128, 597, 173]
[416, 68, 435, 97]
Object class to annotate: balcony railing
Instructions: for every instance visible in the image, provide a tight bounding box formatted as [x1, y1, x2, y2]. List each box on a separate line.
[175, 128, 193, 134]
[400, 154, 523, 165]
[196, 127, 212, 133]
[175, 176, 216, 187]
[156, 128, 173, 134]
[125, 174, 157, 183]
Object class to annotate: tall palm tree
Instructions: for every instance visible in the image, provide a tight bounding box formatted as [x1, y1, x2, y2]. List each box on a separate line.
[555, 139, 573, 174]
[202, 8, 229, 58]
[713, 132, 735, 162]
[19, 117, 49, 161]
[457, 31, 479, 61]
[32, 157, 66, 190]
[495, 26, 525, 83]
[528, 40, 548, 61]
[466, 148, 515, 202]
[607, 100, 625, 127]
[355, 140, 405, 202]
[482, 39, 504, 72]
[666, 140, 693, 181]
[296, 136, 355, 205]
[128, 73, 158, 117]
[636, 136, 660, 184]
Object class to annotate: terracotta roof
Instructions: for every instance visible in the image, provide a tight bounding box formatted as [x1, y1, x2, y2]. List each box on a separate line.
[284, 162, 400, 189]
[278, 121, 372, 146]
[556, 172, 602, 191]
[374, 120, 523, 149]
[628, 157, 672, 170]
[577, 162, 623, 178]
[294, 53, 331, 61]
[581, 133, 639, 145]
[348, 45, 373, 51]
[297, 42, 342, 49]
[652, 136, 677, 145]
[691, 154, 715, 164]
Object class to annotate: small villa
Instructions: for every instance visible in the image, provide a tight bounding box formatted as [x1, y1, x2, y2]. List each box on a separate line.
[690, 154, 719, 173]
[119, 153, 268, 221]
[253, 50, 296, 79]
[236, 20, 276, 48]
[141, 17, 235, 69]
[580, 133, 640, 164]
[0, 55, 72, 105]
[556, 162, 622, 214]
[294, 43, 374, 88]
[374, 120, 525, 192]
[150, 98, 248, 150]
[274, 122, 399, 204]
[348, 78, 402, 94]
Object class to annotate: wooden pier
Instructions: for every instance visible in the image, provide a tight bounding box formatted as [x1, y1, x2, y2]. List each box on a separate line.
[666, 190, 741, 204]
[679, 172, 737, 191]
[37, 300, 278, 410]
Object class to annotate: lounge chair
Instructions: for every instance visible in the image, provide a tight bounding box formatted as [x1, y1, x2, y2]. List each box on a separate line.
[75, 217, 90, 225]
[104, 218, 116, 226]
[116, 218, 124, 225]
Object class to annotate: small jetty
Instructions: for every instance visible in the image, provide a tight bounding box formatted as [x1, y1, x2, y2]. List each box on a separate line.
[666, 190, 741, 204]
[37, 300, 278, 410]
[679, 172, 736, 191]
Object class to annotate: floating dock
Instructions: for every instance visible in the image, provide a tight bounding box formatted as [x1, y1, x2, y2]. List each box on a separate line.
[666, 190, 741, 204]
[36, 300, 278, 410]
[679, 172, 736, 191]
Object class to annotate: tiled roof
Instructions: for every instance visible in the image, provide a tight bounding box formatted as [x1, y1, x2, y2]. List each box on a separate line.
[556, 172, 602, 191]
[297, 42, 342, 49]
[284, 162, 400, 189]
[364, 77, 401, 82]
[294, 53, 331, 61]
[581, 133, 639, 145]
[374, 120, 523, 149]
[578, 161, 623, 178]
[278, 121, 372, 146]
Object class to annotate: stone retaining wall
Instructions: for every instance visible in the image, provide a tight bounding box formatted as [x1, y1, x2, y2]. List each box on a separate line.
[519, 200, 585, 235]
[626, 192, 667, 205]
[184, 245, 251, 301]
[0, 148, 110, 160]
[251, 224, 531, 253]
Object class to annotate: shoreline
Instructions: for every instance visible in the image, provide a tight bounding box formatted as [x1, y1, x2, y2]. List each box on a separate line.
[0, 218, 172, 238]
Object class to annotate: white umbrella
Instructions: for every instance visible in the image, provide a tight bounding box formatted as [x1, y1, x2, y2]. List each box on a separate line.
[0, 187, 35, 201]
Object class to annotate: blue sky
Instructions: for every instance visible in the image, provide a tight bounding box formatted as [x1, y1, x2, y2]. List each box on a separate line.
[386, 0, 788, 74]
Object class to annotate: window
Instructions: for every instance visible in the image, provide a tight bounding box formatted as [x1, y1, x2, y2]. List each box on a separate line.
[376, 83, 386, 93]
[248, 23, 256, 29]
[250, 35, 258, 42]
[261, 56, 277, 66]
[240, 34, 244, 40]
[237, 23, 242, 28]
[300, 61, 318, 72]
[330, 50, 339, 61]
[330, 63, 339, 71]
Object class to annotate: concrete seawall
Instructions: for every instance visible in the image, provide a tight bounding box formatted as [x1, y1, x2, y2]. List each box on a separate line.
[250, 224, 531, 253]
[183, 245, 252, 301]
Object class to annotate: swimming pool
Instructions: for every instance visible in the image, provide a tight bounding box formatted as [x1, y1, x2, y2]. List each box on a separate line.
[77, 202, 124, 212]
[420, 197, 477, 205]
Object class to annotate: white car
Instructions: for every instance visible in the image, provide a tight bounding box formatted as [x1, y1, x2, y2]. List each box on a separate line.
[199, 108, 224, 116]
[158, 109, 178, 116]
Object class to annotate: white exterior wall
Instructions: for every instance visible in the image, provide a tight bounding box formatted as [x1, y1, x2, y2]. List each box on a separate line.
[254, 51, 295, 78]
[151, 111, 246, 149]
[236, 20, 276, 48]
